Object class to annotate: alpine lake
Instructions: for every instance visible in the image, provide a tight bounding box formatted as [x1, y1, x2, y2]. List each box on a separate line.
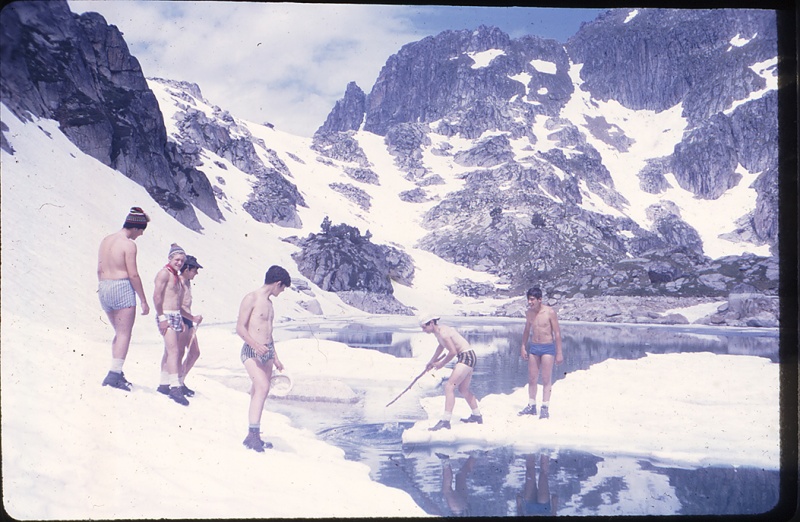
[237, 317, 784, 517]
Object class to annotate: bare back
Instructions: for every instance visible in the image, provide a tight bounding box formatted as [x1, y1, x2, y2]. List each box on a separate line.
[435, 324, 471, 354]
[97, 230, 138, 281]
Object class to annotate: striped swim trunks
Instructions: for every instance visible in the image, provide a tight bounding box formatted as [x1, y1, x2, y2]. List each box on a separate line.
[98, 279, 136, 312]
[456, 350, 477, 369]
[241, 342, 275, 365]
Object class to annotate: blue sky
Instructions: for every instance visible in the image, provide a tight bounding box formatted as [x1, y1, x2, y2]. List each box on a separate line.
[67, 1, 605, 136]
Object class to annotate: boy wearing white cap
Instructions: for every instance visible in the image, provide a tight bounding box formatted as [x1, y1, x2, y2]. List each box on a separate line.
[420, 314, 483, 430]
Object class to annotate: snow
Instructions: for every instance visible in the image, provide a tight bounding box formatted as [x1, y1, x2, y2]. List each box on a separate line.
[0, 72, 781, 518]
[624, 9, 639, 23]
[530, 58, 557, 74]
[559, 60, 773, 259]
[467, 48, 505, 69]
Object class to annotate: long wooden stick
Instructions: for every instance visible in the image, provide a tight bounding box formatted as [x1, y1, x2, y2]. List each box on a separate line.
[386, 354, 445, 407]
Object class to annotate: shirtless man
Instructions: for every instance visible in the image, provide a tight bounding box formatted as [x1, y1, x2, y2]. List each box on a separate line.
[237, 265, 291, 452]
[519, 287, 563, 419]
[97, 207, 150, 391]
[157, 254, 202, 398]
[153, 243, 190, 406]
[421, 315, 483, 431]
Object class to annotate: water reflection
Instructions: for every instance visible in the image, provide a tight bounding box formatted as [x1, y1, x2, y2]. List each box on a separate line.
[275, 318, 780, 516]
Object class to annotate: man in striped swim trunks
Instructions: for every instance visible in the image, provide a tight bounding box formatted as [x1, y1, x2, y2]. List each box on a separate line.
[420, 314, 483, 431]
[236, 265, 292, 452]
[97, 207, 150, 391]
[519, 287, 563, 419]
[153, 243, 190, 406]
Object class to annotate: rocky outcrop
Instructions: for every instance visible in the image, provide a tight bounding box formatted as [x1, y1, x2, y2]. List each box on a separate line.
[285, 220, 415, 314]
[315, 81, 366, 134]
[0, 1, 218, 230]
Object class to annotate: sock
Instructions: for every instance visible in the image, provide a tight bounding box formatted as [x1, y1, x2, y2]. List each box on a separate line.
[472, 408, 481, 416]
[528, 399, 536, 407]
[110, 358, 124, 373]
[542, 401, 549, 408]
[249, 424, 260, 433]
[160, 371, 169, 386]
[442, 412, 452, 422]
[169, 374, 180, 388]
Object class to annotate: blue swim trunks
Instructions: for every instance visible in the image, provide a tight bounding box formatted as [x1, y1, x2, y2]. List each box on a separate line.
[527, 342, 556, 357]
[98, 279, 136, 312]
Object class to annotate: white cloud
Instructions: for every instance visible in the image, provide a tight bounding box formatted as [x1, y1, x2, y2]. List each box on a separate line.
[69, 1, 421, 135]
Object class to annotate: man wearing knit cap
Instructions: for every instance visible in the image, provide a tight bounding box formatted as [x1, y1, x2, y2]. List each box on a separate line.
[97, 207, 151, 391]
[153, 242, 190, 405]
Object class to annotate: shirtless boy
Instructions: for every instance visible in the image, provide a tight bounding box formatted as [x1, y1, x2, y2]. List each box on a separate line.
[153, 243, 190, 406]
[519, 287, 563, 419]
[97, 207, 150, 391]
[237, 265, 291, 452]
[157, 254, 203, 398]
[420, 314, 483, 431]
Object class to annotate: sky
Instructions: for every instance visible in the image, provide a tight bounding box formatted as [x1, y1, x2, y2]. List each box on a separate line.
[0, 102, 782, 518]
[67, 1, 605, 136]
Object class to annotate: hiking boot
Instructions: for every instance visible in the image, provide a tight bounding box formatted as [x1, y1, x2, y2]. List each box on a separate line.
[428, 420, 451, 431]
[157, 385, 170, 395]
[517, 404, 537, 416]
[102, 371, 131, 391]
[539, 405, 549, 419]
[180, 384, 195, 397]
[461, 414, 483, 424]
[168, 386, 189, 406]
[435, 452, 450, 460]
[243, 431, 272, 452]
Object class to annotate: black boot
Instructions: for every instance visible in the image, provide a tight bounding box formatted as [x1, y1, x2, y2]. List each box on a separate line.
[428, 420, 451, 431]
[168, 386, 189, 406]
[102, 371, 131, 391]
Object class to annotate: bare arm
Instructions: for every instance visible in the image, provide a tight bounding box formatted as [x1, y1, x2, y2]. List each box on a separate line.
[125, 241, 149, 315]
[550, 310, 563, 364]
[152, 270, 169, 334]
[426, 344, 445, 370]
[520, 316, 531, 360]
[433, 337, 458, 369]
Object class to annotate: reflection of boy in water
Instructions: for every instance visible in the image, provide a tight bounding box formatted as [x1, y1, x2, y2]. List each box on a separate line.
[436, 453, 475, 516]
[516, 454, 558, 516]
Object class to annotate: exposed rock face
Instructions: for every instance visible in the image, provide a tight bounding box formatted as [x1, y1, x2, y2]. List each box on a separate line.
[0, 0, 219, 230]
[315, 81, 366, 134]
[286, 221, 415, 314]
[153, 78, 306, 228]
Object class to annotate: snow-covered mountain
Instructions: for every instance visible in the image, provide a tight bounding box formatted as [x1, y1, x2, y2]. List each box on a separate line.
[0, 2, 781, 323]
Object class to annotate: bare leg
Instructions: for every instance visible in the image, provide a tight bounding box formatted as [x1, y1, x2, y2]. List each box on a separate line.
[444, 364, 473, 413]
[163, 329, 182, 376]
[106, 306, 136, 360]
[527, 355, 541, 401]
[537, 454, 550, 504]
[539, 354, 555, 402]
[182, 336, 200, 380]
[244, 358, 273, 426]
[457, 367, 478, 410]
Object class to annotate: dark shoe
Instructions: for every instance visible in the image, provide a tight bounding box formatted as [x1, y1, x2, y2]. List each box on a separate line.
[518, 404, 537, 416]
[157, 384, 170, 395]
[435, 452, 450, 460]
[243, 431, 267, 452]
[539, 405, 549, 419]
[102, 371, 131, 391]
[461, 414, 483, 424]
[428, 420, 451, 431]
[180, 384, 195, 397]
[119, 372, 132, 386]
[168, 386, 189, 406]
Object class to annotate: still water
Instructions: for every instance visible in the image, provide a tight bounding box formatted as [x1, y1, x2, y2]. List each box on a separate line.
[265, 318, 781, 516]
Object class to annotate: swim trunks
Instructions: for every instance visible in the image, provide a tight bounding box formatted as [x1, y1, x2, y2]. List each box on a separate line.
[522, 500, 552, 515]
[241, 342, 275, 365]
[182, 316, 194, 329]
[98, 279, 136, 312]
[456, 349, 477, 368]
[159, 310, 184, 333]
[527, 342, 556, 357]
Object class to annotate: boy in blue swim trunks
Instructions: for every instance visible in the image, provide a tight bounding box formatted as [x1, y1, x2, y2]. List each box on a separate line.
[97, 207, 150, 391]
[519, 287, 562, 419]
[236, 265, 291, 452]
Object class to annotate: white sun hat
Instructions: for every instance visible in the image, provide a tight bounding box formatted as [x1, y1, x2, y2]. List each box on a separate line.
[418, 312, 440, 326]
[269, 371, 293, 397]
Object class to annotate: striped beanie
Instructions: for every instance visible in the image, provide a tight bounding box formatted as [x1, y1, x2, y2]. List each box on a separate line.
[123, 207, 149, 229]
[168, 243, 186, 258]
